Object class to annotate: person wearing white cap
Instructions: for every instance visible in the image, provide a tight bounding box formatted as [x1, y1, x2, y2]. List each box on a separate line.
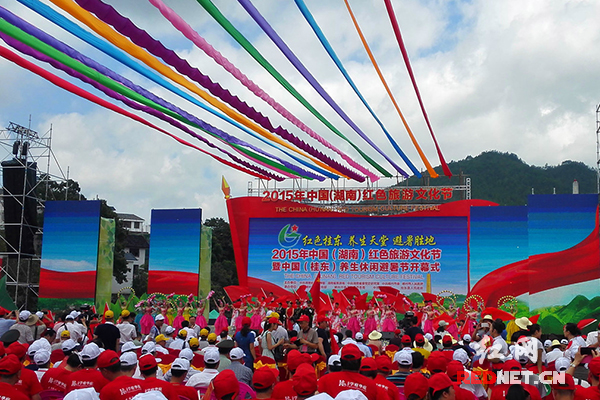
[57, 311, 86, 344]
[31, 311, 47, 341]
[34, 349, 52, 380]
[9, 310, 35, 344]
[169, 358, 198, 399]
[353, 333, 372, 357]
[328, 354, 342, 372]
[146, 314, 166, 342]
[120, 352, 138, 374]
[185, 348, 221, 388]
[226, 347, 253, 385]
[555, 357, 590, 388]
[452, 348, 487, 398]
[63, 388, 101, 400]
[66, 343, 109, 392]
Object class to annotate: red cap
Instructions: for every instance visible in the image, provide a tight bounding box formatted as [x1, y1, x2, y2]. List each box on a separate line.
[446, 360, 464, 381]
[7, 342, 25, 359]
[394, 329, 402, 335]
[427, 353, 448, 373]
[376, 355, 392, 373]
[139, 354, 158, 371]
[405, 372, 429, 398]
[287, 350, 310, 372]
[252, 366, 278, 390]
[415, 333, 425, 344]
[341, 344, 362, 360]
[401, 335, 412, 344]
[551, 373, 575, 390]
[0, 354, 21, 375]
[429, 372, 454, 392]
[297, 315, 310, 322]
[317, 315, 329, 324]
[0, 342, 5, 358]
[268, 317, 279, 324]
[309, 353, 321, 364]
[502, 360, 522, 371]
[213, 369, 240, 400]
[242, 317, 252, 326]
[442, 336, 453, 345]
[589, 357, 600, 377]
[360, 357, 377, 371]
[97, 350, 120, 368]
[293, 363, 317, 396]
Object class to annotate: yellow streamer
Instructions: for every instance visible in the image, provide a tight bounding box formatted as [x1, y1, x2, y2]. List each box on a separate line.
[342, 0, 438, 178]
[49, 0, 346, 178]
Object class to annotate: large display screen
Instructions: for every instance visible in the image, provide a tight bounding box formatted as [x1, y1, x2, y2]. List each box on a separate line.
[147, 208, 202, 295]
[248, 216, 469, 295]
[39, 201, 102, 305]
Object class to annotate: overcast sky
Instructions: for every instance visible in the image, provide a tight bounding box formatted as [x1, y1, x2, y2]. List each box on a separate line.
[0, 0, 598, 223]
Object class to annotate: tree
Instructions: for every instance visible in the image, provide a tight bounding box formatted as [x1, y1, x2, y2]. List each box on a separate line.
[204, 217, 237, 306]
[36, 174, 86, 201]
[132, 263, 148, 295]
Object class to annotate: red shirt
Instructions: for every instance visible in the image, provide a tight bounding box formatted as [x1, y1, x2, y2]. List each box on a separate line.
[272, 379, 297, 400]
[575, 386, 600, 400]
[375, 374, 401, 400]
[141, 377, 178, 400]
[490, 383, 542, 400]
[14, 366, 43, 398]
[454, 383, 477, 400]
[317, 371, 378, 400]
[171, 382, 199, 400]
[66, 368, 110, 393]
[41, 367, 73, 392]
[0, 382, 29, 400]
[99, 375, 145, 400]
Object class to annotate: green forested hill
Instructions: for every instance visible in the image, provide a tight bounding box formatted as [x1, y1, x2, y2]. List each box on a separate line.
[405, 151, 597, 206]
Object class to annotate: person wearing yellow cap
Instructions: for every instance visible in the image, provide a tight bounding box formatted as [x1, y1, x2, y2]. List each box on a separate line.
[51, 330, 71, 351]
[169, 329, 188, 350]
[199, 334, 218, 356]
[198, 329, 209, 350]
[94, 310, 120, 351]
[117, 310, 136, 346]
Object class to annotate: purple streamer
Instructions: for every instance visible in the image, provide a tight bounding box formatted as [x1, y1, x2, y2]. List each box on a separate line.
[0, 31, 284, 181]
[74, 0, 363, 181]
[0, 6, 320, 180]
[236, 0, 409, 178]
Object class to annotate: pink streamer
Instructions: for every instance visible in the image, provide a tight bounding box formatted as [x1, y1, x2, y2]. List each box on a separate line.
[147, 0, 378, 182]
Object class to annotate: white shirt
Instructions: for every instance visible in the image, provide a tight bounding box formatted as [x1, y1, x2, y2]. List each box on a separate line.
[460, 370, 488, 399]
[169, 338, 187, 350]
[35, 368, 49, 381]
[117, 321, 137, 344]
[586, 331, 600, 347]
[57, 321, 86, 343]
[565, 336, 587, 360]
[492, 335, 509, 357]
[181, 327, 196, 339]
[185, 368, 219, 388]
[546, 348, 564, 364]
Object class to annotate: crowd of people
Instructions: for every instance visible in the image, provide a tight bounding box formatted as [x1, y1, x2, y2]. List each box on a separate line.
[0, 297, 599, 400]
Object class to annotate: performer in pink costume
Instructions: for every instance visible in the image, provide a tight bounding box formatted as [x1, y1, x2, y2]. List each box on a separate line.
[363, 309, 377, 337]
[346, 308, 361, 337]
[381, 308, 397, 332]
[421, 304, 436, 336]
[196, 299, 208, 329]
[140, 306, 155, 335]
[172, 297, 186, 330]
[250, 304, 263, 331]
[213, 298, 229, 335]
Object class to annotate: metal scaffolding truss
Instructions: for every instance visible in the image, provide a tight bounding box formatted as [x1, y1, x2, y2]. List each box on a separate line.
[0, 121, 67, 309]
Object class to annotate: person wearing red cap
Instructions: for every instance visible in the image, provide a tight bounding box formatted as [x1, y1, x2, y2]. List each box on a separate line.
[293, 363, 318, 400]
[295, 315, 318, 355]
[374, 355, 400, 400]
[260, 318, 284, 359]
[402, 335, 414, 350]
[271, 349, 310, 399]
[8, 342, 43, 400]
[213, 369, 240, 400]
[0, 354, 29, 400]
[429, 372, 456, 400]
[405, 372, 429, 400]
[234, 317, 256, 368]
[97, 350, 144, 400]
[428, 352, 449, 375]
[40, 353, 79, 393]
[66, 343, 109, 393]
[551, 373, 576, 400]
[138, 354, 178, 400]
[445, 361, 477, 400]
[252, 366, 279, 399]
[413, 334, 431, 359]
[318, 343, 378, 400]
[440, 335, 456, 362]
[360, 357, 392, 400]
[572, 356, 600, 400]
[488, 360, 542, 400]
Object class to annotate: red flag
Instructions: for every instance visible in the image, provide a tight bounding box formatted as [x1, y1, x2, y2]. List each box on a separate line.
[310, 273, 321, 315]
[296, 285, 308, 300]
[421, 292, 438, 304]
[355, 293, 368, 310]
[379, 286, 400, 296]
[224, 285, 252, 303]
[341, 286, 361, 299]
[101, 302, 109, 324]
[332, 290, 350, 310]
[319, 292, 333, 312]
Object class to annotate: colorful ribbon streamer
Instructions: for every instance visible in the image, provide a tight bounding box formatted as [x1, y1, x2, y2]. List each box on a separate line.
[0, 19, 304, 180]
[14, 0, 334, 180]
[195, 0, 391, 179]
[236, 0, 409, 178]
[383, 0, 452, 178]
[0, 44, 275, 180]
[146, 0, 378, 182]
[339, 0, 440, 178]
[0, 6, 326, 181]
[293, 0, 423, 178]
[73, 0, 360, 181]
[47, 0, 346, 180]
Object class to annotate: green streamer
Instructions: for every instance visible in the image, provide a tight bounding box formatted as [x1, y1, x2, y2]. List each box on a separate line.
[0, 18, 308, 179]
[195, 0, 392, 178]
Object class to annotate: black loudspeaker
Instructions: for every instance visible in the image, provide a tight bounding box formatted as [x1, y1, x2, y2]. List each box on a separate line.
[2, 159, 38, 257]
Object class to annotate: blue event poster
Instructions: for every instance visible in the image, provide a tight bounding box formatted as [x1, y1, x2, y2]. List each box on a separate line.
[247, 217, 468, 295]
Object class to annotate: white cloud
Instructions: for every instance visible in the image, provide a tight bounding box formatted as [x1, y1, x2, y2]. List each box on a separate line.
[0, 0, 598, 223]
[41, 258, 95, 272]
